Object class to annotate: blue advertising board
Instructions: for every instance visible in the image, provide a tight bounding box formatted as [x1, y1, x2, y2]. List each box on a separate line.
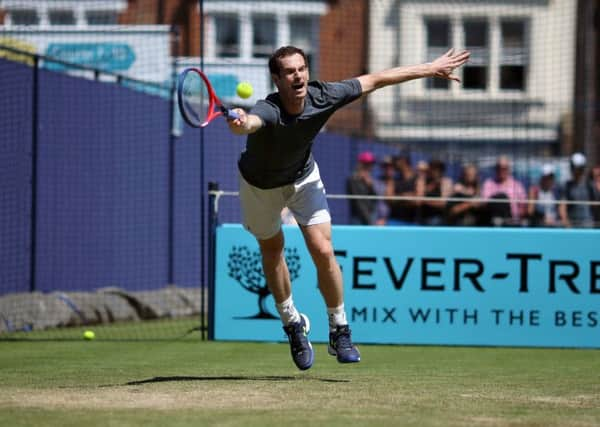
[45, 43, 135, 72]
[214, 224, 600, 348]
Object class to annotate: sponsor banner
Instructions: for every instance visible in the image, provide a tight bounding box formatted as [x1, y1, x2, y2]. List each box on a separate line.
[214, 224, 600, 348]
[0, 27, 170, 83]
[45, 43, 136, 72]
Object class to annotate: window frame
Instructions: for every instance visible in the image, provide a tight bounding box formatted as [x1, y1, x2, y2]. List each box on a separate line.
[424, 16, 452, 91]
[251, 14, 277, 59]
[461, 18, 490, 91]
[2, 1, 127, 28]
[499, 18, 530, 92]
[422, 14, 531, 97]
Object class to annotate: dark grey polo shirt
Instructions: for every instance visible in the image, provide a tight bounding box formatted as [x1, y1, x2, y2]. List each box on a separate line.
[238, 79, 362, 189]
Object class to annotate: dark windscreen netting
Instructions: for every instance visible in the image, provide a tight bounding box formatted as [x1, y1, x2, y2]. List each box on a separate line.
[0, 0, 598, 339]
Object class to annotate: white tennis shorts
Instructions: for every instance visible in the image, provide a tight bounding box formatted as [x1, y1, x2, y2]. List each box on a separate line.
[238, 163, 331, 240]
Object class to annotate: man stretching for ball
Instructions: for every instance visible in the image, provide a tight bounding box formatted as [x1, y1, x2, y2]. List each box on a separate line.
[228, 46, 469, 370]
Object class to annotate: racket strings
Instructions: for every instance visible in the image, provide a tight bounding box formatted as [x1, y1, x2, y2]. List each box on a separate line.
[181, 72, 210, 126]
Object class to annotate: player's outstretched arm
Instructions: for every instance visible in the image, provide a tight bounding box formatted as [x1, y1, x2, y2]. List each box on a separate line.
[357, 48, 470, 95]
[227, 108, 263, 135]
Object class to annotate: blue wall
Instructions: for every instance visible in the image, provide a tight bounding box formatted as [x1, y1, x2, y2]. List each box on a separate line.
[35, 70, 171, 292]
[0, 59, 33, 294]
[0, 59, 362, 295]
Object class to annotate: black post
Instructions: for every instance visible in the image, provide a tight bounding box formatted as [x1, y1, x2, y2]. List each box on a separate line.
[199, 0, 207, 339]
[167, 27, 180, 285]
[207, 181, 219, 341]
[573, 0, 599, 162]
[29, 56, 40, 293]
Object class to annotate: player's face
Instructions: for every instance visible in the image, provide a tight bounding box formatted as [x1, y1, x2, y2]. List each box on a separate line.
[272, 53, 309, 103]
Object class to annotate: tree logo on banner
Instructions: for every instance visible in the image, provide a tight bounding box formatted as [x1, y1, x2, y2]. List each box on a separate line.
[228, 246, 301, 319]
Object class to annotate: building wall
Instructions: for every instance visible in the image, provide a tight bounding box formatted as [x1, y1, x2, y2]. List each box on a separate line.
[574, 0, 600, 164]
[319, 0, 369, 136]
[367, 0, 577, 146]
[119, 0, 159, 24]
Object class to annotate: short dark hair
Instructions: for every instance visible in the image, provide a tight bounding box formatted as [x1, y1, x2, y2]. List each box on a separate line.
[429, 159, 446, 173]
[268, 46, 308, 76]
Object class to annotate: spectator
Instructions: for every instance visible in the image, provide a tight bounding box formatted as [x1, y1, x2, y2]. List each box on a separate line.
[446, 163, 483, 226]
[527, 164, 563, 227]
[559, 153, 595, 228]
[416, 160, 429, 179]
[346, 151, 377, 225]
[373, 155, 395, 225]
[387, 151, 418, 225]
[481, 156, 527, 226]
[416, 159, 453, 225]
[592, 165, 600, 226]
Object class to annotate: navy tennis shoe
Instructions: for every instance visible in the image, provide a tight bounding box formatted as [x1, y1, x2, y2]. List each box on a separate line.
[328, 325, 361, 363]
[283, 313, 314, 371]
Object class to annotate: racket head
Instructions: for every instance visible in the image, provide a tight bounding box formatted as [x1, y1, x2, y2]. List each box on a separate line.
[177, 68, 220, 128]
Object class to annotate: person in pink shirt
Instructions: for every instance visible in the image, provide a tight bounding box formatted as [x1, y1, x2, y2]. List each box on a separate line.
[481, 156, 527, 225]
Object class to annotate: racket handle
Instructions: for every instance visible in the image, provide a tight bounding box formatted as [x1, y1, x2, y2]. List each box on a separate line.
[221, 107, 240, 120]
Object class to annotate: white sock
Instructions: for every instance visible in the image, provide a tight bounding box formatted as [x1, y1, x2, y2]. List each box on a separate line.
[275, 296, 301, 326]
[327, 304, 348, 332]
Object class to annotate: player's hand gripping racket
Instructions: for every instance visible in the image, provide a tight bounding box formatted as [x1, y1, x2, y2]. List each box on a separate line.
[177, 67, 239, 128]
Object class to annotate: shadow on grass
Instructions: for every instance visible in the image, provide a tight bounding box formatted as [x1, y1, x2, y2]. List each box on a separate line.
[101, 375, 350, 387]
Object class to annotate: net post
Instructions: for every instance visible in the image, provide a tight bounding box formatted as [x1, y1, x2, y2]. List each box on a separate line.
[29, 55, 40, 293]
[206, 181, 219, 341]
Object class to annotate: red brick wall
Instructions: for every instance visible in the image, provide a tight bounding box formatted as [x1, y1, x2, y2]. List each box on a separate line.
[119, 0, 199, 56]
[320, 0, 370, 137]
[119, 0, 160, 24]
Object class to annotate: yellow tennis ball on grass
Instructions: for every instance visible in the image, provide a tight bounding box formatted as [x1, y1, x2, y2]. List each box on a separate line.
[236, 82, 253, 99]
[83, 330, 95, 340]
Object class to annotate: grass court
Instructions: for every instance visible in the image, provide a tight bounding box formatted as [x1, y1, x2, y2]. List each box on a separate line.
[1, 321, 599, 426]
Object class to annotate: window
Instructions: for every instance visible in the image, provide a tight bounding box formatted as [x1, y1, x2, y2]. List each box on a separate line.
[290, 16, 316, 71]
[423, 15, 529, 94]
[462, 19, 488, 90]
[9, 9, 39, 25]
[205, 7, 324, 65]
[86, 10, 118, 25]
[215, 15, 239, 58]
[252, 15, 276, 58]
[48, 9, 76, 26]
[425, 18, 451, 90]
[4, 1, 126, 28]
[500, 20, 528, 91]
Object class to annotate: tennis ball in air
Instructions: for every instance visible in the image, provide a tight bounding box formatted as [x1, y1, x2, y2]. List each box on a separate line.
[83, 330, 95, 340]
[236, 81, 253, 99]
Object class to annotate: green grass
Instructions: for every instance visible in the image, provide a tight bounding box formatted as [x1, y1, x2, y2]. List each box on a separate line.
[1, 325, 599, 426]
[1, 317, 203, 341]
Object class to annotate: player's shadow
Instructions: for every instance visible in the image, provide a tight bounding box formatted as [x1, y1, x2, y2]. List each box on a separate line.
[112, 375, 350, 386]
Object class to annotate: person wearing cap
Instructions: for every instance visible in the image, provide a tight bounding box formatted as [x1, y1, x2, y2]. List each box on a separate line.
[559, 152, 595, 228]
[527, 164, 563, 227]
[347, 151, 378, 225]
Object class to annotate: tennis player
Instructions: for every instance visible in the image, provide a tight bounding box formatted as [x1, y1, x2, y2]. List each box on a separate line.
[228, 46, 469, 370]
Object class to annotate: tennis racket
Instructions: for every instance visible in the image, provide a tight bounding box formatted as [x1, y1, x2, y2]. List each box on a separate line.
[177, 67, 240, 128]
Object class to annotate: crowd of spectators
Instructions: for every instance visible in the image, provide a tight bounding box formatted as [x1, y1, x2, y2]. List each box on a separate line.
[346, 150, 600, 228]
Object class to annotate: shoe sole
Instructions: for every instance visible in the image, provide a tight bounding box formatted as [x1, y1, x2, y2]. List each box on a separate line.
[327, 344, 361, 363]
